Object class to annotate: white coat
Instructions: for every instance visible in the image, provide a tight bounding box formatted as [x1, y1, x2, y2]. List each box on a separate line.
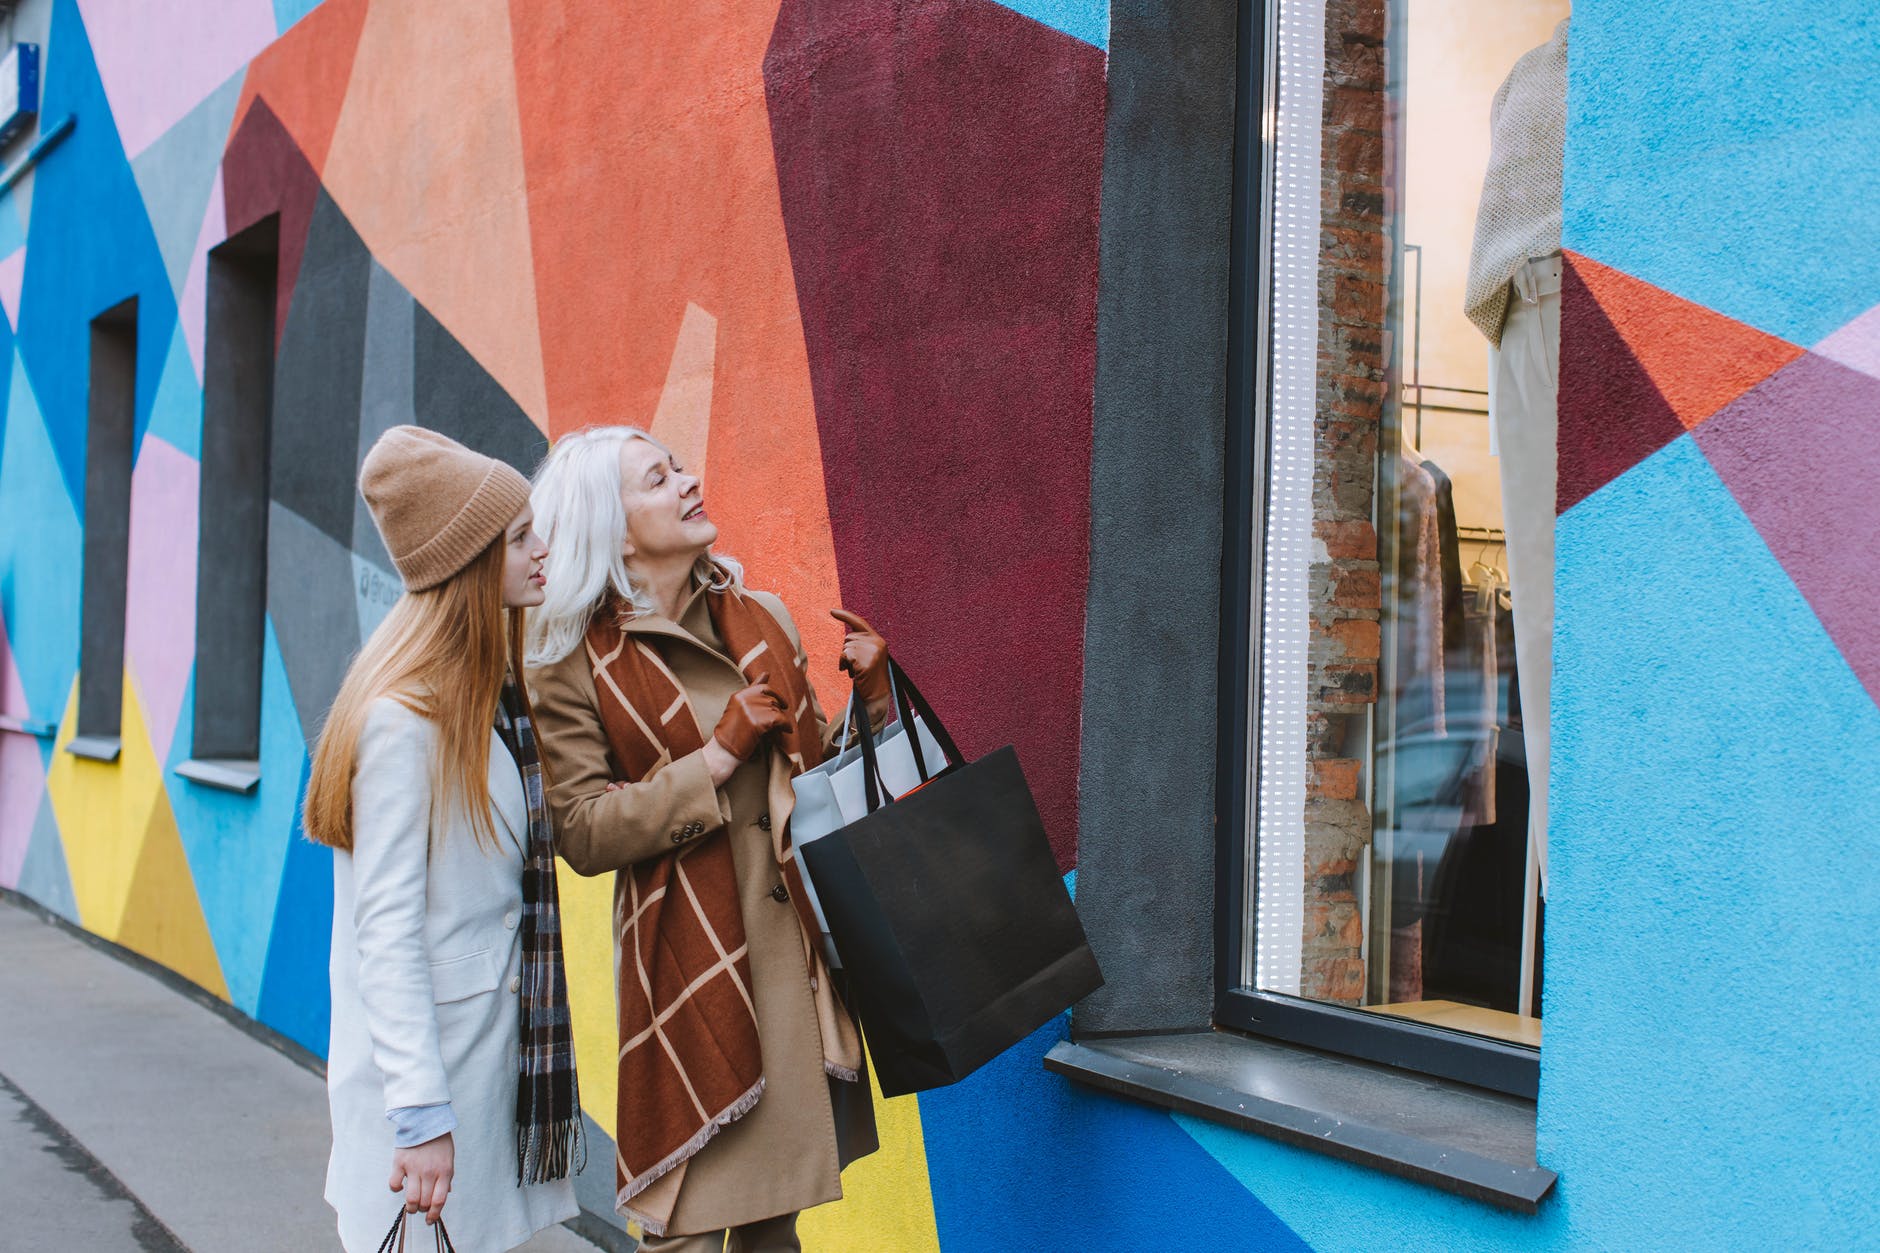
[325, 698, 577, 1253]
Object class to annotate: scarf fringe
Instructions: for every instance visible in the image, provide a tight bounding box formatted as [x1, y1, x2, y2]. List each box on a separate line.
[824, 1059, 860, 1083]
[516, 1114, 588, 1187]
[614, 1076, 765, 1229]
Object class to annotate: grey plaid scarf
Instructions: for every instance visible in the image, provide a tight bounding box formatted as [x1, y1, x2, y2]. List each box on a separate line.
[496, 678, 586, 1186]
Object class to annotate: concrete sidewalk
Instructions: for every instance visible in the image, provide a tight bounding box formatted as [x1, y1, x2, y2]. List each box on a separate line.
[0, 894, 606, 1252]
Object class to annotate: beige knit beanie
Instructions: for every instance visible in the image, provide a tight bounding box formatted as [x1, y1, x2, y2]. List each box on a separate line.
[358, 425, 533, 591]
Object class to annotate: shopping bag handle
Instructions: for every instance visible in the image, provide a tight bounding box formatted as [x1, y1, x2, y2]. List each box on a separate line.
[854, 657, 965, 813]
[376, 1207, 457, 1253]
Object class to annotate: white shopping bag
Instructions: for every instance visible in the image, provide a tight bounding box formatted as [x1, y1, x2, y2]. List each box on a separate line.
[790, 688, 946, 968]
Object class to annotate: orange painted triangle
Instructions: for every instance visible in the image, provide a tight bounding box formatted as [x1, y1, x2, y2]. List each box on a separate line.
[228, 0, 370, 178]
[1567, 251, 1805, 431]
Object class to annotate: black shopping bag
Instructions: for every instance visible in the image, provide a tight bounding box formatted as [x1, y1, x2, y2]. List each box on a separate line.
[797, 660, 1103, 1097]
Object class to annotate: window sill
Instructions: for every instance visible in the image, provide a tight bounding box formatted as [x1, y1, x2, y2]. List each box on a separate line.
[1044, 1031, 1556, 1213]
[173, 759, 262, 794]
[64, 735, 121, 763]
[0, 714, 56, 739]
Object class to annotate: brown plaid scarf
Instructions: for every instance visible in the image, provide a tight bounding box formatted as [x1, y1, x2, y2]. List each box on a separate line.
[495, 679, 585, 1186]
[584, 587, 861, 1233]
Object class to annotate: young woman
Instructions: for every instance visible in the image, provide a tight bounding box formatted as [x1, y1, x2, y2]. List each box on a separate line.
[525, 425, 892, 1251]
[308, 426, 582, 1253]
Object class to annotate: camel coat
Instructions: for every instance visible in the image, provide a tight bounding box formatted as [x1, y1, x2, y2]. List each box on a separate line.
[326, 698, 578, 1253]
[528, 585, 877, 1236]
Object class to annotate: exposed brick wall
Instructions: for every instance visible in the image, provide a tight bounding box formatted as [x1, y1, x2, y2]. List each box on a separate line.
[1300, 0, 1389, 1004]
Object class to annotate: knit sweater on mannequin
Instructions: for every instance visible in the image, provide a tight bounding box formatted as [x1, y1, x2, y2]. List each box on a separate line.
[1464, 20, 1568, 345]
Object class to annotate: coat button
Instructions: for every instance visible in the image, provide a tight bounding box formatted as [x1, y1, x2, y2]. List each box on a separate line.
[757, 813, 772, 832]
[504, 911, 518, 930]
[508, 975, 521, 994]
[671, 830, 685, 844]
[687, 820, 704, 835]
[770, 883, 789, 903]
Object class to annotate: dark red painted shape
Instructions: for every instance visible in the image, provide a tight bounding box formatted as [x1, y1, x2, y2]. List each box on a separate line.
[764, 0, 1106, 870]
[1556, 256, 1689, 514]
[222, 99, 322, 350]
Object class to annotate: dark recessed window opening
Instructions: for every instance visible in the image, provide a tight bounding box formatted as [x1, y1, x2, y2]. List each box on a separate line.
[73, 297, 138, 758]
[189, 217, 279, 775]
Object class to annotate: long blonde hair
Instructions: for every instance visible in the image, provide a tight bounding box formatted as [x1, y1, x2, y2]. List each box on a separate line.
[303, 538, 526, 852]
[525, 424, 741, 667]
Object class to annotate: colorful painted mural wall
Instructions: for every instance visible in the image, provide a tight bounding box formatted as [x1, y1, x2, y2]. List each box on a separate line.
[0, 0, 1875, 1249]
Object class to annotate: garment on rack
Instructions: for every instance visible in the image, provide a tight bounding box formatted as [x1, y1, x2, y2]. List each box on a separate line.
[1422, 461, 1466, 658]
[1394, 450, 1445, 739]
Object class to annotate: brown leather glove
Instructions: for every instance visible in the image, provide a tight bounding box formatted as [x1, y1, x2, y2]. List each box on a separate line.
[831, 609, 890, 705]
[713, 673, 790, 761]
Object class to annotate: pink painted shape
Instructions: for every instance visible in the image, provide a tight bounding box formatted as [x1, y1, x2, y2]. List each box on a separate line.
[125, 434, 200, 764]
[0, 246, 23, 329]
[1813, 302, 1880, 381]
[0, 619, 46, 888]
[180, 174, 225, 380]
[76, 0, 278, 160]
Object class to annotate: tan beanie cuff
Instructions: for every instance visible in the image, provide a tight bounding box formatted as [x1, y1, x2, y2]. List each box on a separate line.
[395, 461, 533, 590]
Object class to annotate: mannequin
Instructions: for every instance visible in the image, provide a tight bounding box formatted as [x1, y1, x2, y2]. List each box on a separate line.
[1465, 18, 1566, 912]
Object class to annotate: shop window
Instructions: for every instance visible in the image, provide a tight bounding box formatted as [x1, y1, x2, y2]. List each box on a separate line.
[178, 218, 278, 792]
[70, 297, 138, 761]
[1217, 0, 1568, 1096]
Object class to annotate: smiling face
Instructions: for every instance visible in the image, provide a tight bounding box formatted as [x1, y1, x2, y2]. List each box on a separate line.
[500, 505, 550, 608]
[617, 437, 716, 567]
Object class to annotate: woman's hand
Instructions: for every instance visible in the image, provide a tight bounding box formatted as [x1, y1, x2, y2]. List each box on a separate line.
[708, 673, 790, 784]
[831, 609, 891, 720]
[390, 1132, 454, 1225]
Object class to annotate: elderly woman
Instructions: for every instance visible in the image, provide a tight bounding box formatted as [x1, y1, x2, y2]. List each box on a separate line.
[524, 425, 887, 1252]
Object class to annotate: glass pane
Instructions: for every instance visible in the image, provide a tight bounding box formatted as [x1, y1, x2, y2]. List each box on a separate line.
[1250, 0, 1569, 1050]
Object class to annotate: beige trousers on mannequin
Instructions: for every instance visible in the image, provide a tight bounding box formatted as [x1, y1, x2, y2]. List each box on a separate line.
[1489, 253, 1560, 898]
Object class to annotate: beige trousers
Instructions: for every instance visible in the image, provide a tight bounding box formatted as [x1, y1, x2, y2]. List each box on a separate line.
[640, 1212, 800, 1253]
[1489, 253, 1560, 896]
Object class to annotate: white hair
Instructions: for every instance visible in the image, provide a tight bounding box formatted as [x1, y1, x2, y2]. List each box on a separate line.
[524, 425, 742, 667]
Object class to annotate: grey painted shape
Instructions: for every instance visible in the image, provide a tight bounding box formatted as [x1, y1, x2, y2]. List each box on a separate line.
[266, 502, 360, 750]
[1072, 0, 1239, 1034]
[350, 550, 400, 643]
[128, 72, 244, 297]
[16, 795, 77, 922]
[270, 189, 370, 547]
[78, 305, 138, 741]
[194, 222, 277, 761]
[1046, 1035, 1556, 1212]
[351, 259, 413, 578]
[412, 299, 549, 478]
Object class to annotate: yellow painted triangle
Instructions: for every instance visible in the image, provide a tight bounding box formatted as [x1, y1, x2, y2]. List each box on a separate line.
[44, 676, 163, 936]
[114, 789, 230, 1001]
[560, 862, 621, 1129]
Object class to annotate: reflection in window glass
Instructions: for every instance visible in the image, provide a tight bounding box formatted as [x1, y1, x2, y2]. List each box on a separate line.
[1252, 0, 1568, 1049]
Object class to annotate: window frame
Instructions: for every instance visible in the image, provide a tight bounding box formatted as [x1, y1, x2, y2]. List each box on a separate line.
[1211, 0, 1541, 1101]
